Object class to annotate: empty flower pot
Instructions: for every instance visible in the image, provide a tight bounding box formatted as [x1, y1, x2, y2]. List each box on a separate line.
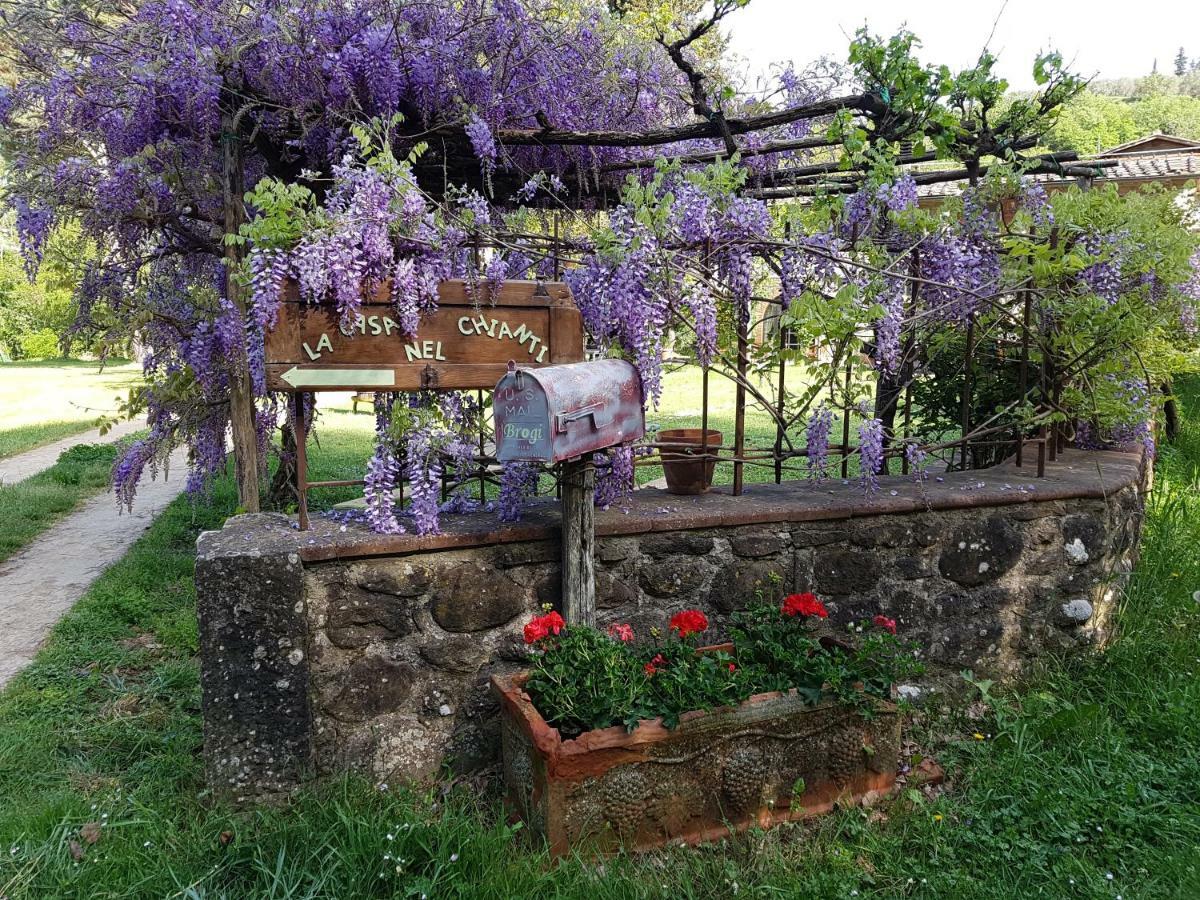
[657, 428, 722, 494]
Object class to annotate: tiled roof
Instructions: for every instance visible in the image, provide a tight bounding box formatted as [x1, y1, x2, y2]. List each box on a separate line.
[917, 148, 1200, 199]
[1101, 133, 1200, 155]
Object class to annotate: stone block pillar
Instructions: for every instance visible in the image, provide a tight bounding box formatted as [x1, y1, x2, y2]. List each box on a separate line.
[196, 515, 312, 802]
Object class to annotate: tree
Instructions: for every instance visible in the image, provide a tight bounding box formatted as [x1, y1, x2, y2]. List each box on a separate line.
[1, 0, 701, 511]
[1133, 71, 1176, 99]
[1176, 47, 1189, 77]
[1046, 92, 1139, 153]
[1131, 94, 1200, 138]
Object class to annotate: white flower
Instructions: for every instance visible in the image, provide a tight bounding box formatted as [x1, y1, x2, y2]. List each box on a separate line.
[1106, 873, 1114, 880]
[450, 853, 459, 863]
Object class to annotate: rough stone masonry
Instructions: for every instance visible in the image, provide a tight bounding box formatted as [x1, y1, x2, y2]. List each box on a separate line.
[196, 448, 1146, 801]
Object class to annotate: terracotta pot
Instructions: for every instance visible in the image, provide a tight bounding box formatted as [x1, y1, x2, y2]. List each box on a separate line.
[492, 670, 902, 858]
[656, 428, 722, 494]
[998, 196, 1019, 228]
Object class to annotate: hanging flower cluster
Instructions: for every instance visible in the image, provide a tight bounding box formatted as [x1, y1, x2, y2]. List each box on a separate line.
[858, 415, 885, 493]
[567, 164, 771, 405]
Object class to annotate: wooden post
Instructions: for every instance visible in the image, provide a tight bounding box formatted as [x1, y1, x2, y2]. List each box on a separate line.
[560, 456, 596, 627]
[960, 314, 974, 471]
[774, 327, 786, 485]
[841, 357, 852, 478]
[733, 316, 748, 496]
[1016, 289, 1031, 467]
[293, 392, 309, 531]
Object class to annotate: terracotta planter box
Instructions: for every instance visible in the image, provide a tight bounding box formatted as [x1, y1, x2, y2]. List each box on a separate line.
[492, 670, 902, 857]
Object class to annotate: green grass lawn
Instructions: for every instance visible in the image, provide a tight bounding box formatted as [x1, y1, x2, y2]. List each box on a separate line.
[0, 379, 1198, 896]
[0, 359, 141, 460]
[0, 442, 129, 563]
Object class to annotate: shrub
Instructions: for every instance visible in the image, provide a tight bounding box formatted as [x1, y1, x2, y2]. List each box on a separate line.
[18, 328, 62, 359]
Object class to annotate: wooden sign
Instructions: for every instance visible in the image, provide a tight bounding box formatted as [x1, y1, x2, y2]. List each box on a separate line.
[265, 279, 585, 392]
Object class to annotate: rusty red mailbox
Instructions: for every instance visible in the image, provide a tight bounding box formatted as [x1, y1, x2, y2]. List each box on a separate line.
[493, 359, 645, 628]
[492, 359, 645, 463]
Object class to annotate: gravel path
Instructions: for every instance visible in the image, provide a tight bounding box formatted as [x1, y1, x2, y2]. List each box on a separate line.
[0, 419, 146, 486]
[0, 447, 188, 689]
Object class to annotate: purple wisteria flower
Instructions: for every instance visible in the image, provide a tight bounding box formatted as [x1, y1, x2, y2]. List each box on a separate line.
[874, 277, 906, 375]
[405, 423, 443, 535]
[1180, 249, 1200, 337]
[880, 173, 918, 214]
[805, 406, 834, 482]
[364, 394, 403, 534]
[499, 462, 539, 522]
[13, 197, 54, 280]
[464, 112, 497, 175]
[1079, 230, 1128, 305]
[1020, 179, 1054, 229]
[595, 446, 635, 509]
[858, 415, 885, 493]
[904, 441, 928, 482]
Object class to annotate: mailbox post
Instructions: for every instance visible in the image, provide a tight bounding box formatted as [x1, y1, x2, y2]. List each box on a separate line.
[559, 457, 596, 626]
[493, 359, 645, 626]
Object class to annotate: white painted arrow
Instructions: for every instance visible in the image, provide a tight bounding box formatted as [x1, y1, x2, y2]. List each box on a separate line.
[280, 367, 396, 388]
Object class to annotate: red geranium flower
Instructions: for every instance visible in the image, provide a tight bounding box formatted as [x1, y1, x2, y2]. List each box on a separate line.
[523, 611, 566, 644]
[782, 592, 828, 619]
[872, 614, 897, 635]
[644, 653, 667, 676]
[607, 623, 635, 643]
[728, 663, 737, 673]
[669, 609, 709, 637]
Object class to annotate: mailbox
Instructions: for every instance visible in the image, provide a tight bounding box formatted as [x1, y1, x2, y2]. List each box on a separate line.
[493, 359, 645, 463]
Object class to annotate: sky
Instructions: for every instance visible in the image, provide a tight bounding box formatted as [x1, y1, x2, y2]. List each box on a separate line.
[725, 0, 1200, 91]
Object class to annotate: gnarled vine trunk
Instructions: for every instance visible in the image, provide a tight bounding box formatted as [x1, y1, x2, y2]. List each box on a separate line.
[222, 107, 261, 513]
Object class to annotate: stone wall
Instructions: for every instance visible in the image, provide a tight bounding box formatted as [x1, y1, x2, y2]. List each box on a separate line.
[196, 449, 1146, 800]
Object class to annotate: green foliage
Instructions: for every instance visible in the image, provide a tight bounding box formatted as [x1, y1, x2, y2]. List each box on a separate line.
[1047, 84, 1200, 154]
[523, 626, 650, 733]
[17, 328, 60, 360]
[239, 178, 322, 250]
[524, 601, 918, 736]
[838, 31, 1082, 166]
[0, 249, 73, 360]
[1130, 93, 1200, 138]
[731, 602, 923, 710]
